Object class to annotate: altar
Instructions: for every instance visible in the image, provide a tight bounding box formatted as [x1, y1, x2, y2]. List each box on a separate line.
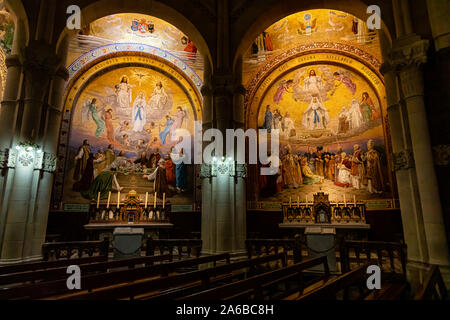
[84, 190, 173, 242]
[278, 192, 371, 241]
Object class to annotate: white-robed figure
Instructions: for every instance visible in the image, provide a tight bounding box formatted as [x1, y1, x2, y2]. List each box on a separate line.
[348, 98, 363, 129]
[132, 92, 147, 132]
[148, 81, 168, 110]
[302, 96, 330, 130]
[303, 70, 323, 98]
[115, 76, 133, 113]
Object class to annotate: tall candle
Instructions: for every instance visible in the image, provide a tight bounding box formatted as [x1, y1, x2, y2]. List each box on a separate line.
[305, 195, 308, 205]
[289, 197, 292, 208]
[297, 196, 299, 207]
[344, 194, 346, 207]
[117, 191, 120, 208]
[107, 191, 111, 208]
[163, 193, 166, 209]
[96, 192, 100, 209]
[154, 192, 157, 208]
[354, 195, 356, 206]
[145, 192, 148, 209]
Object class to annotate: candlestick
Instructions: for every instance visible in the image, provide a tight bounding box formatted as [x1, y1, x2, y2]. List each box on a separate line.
[305, 195, 307, 205]
[289, 197, 292, 208]
[163, 193, 166, 209]
[344, 194, 346, 207]
[354, 195, 356, 206]
[145, 192, 148, 209]
[107, 191, 111, 208]
[297, 196, 299, 208]
[154, 192, 157, 208]
[96, 192, 100, 209]
[117, 191, 120, 208]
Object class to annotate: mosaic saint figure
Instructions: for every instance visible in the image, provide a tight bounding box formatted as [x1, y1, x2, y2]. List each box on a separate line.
[73, 139, 91, 181]
[262, 105, 273, 132]
[88, 98, 105, 137]
[302, 96, 330, 130]
[281, 145, 302, 188]
[132, 92, 147, 132]
[115, 76, 133, 113]
[360, 92, 379, 121]
[148, 82, 169, 110]
[170, 107, 187, 141]
[159, 115, 174, 145]
[104, 109, 115, 144]
[349, 99, 364, 129]
[364, 139, 384, 194]
[273, 80, 293, 104]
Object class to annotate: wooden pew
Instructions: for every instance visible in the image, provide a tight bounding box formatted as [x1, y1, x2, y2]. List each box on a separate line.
[0, 254, 172, 287]
[296, 264, 370, 300]
[0, 255, 107, 276]
[182, 256, 330, 300]
[61, 253, 288, 300]
[414, 265, 448, 300]
[0, 253, 229, 300]
[246, 237, 303, 263]
[146, 238, 202, 260]
[42, 238, 110, 261]
[339, 240, 407, 278]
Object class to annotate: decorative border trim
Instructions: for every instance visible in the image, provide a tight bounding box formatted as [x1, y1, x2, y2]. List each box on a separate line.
[200, 162, 247, 178]
[67, 43, 202, 88]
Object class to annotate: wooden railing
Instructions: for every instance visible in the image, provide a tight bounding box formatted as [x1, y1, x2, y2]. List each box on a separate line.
[245, 237, 304, 263]
[146, 238, 202, 259]
[339, 240, 407, 276]
[414, 265, 448, 300]
[42, 238, 110, 261]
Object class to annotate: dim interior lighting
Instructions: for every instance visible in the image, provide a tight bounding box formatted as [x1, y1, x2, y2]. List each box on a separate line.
[222, 156, 225, 161]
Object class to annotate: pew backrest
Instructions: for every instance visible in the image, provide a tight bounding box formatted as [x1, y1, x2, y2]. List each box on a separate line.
[0, 254, 172, 287]
[245, 238, 303, 263]
[63, 253, 288, 300]
[339, 240, 407, 276]
[42, 238, 109, 261]
[0, 253, 229, 300]
[146, 238, 202, 259]
[183, 255, 330, 300]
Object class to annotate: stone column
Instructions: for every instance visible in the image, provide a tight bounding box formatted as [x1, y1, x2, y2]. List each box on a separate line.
[390, 37, 450, 266]
[0, 41, 60, 263]
[381, 63, 429, 263]
[426, 0, 450, 51]
[22, 66, 67, 260]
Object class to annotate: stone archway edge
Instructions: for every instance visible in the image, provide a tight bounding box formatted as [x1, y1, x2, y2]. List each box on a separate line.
[67, 43, 203, 88]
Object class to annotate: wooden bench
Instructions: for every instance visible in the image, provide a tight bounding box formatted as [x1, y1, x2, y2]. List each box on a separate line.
[0, 255, 108, 276]
[182, 255, 330, 300]
[0, 254, 172, 287]
[0, 253, 229, 300]
[414, 265, 448, 300]
[246, 237, 303, 263]
[296, 264, 370, 300]
[340, 240, 407, 278]
[42, 238, 110, 261]
[61, 253, 288, 300]
[146, 238, 202, 260]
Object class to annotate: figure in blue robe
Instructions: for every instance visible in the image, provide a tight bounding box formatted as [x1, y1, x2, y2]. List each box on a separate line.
[159, 116, 174, 145]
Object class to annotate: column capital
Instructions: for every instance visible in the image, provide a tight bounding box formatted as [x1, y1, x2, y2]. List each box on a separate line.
[211, 73, 234, 96]
[21, 41, 61, 76]
[5, 54, 22, 68]
[392, 148, 415, 171]
[388, 35, 429, 71]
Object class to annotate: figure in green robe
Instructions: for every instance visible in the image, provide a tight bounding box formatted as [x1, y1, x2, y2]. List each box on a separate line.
[81, 168, 122, 200]
[89, 98, 105, 138]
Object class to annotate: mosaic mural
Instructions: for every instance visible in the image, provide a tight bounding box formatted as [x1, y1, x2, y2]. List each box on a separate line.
[60, 54, 202, 206]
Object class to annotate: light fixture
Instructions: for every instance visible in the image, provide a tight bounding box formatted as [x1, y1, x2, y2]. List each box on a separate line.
[26, 146, 33, 152]
[15, 146, 20, 150]
[36, 149, 42, 154]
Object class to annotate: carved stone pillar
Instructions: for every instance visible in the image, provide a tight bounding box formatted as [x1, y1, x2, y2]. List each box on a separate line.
[390, 36, 450, 266]
[381, 63, 429, 263]
[0, 41, 61, 264]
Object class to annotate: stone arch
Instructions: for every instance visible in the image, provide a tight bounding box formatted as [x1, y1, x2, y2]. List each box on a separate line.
[4, 0, 29, 54]
[231, 0, 393, 70]
[55, 0, 212, 67]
